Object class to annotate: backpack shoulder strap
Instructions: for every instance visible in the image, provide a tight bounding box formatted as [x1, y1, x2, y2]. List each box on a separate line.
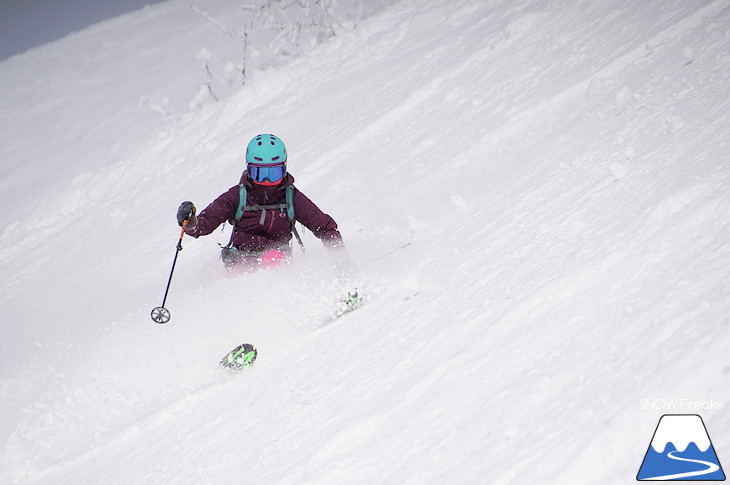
[235, 184, 247, 222]
[285, 185, 295, 222]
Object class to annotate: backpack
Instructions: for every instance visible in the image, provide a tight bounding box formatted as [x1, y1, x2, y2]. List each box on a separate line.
[229, 183, 304, 252]
[234, 183, 295, 223]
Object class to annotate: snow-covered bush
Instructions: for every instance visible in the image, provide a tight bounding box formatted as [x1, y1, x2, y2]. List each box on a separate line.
[193, 0, 345, 91]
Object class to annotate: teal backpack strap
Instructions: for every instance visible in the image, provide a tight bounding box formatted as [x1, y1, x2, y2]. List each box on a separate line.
[235, 184, 247, 221]
[285, 185, 295, 222]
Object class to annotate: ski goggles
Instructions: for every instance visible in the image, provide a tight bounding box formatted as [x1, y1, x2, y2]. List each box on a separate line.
[248, 163, 286, 184]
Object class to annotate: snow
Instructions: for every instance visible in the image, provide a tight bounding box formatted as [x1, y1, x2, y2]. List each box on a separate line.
[1, 0, 729, 483]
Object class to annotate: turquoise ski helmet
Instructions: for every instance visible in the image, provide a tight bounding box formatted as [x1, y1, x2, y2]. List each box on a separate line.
[246, 134, 287, 165]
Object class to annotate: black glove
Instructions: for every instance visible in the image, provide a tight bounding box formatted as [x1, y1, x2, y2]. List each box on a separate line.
[177, 201, 197, 227]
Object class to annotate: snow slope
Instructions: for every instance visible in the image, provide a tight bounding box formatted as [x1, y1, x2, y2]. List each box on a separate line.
[1, 0, 729, 483]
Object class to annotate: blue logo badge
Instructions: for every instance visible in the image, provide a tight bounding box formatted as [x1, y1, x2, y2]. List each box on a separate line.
[637, 414, 725, 481]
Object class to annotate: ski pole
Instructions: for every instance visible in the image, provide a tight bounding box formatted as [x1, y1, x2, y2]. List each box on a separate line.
[151, 220, 188, 324]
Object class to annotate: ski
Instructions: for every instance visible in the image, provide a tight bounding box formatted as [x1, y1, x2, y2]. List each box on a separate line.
[219, 293, 361, 369]
[220, 343, 257, 370]
[330, 290, 365, 320]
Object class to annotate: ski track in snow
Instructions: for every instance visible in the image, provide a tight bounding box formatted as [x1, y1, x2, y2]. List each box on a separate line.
[1, 0, 730, 483]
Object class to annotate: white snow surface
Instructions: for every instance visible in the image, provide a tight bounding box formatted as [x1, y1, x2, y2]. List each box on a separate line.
[1, 0, 729, 483]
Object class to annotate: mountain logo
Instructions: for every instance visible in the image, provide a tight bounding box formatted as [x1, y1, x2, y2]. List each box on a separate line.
[637, 414, 725, 481]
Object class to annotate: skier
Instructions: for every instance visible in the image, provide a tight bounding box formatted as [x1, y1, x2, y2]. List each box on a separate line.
[176, 133, 343, 271]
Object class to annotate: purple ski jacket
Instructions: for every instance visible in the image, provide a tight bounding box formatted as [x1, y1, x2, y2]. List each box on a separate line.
[185, 172, 342, 251]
